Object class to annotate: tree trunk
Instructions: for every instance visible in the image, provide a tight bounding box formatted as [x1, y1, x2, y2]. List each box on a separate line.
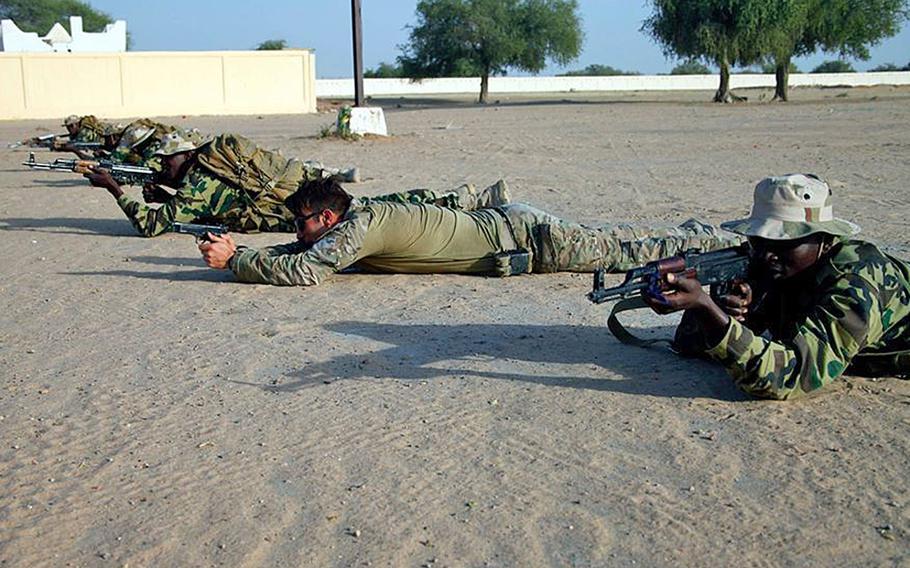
[479, 73, 489, 104]
[713, 57, 747, 103]
[772, 57, 790, 102]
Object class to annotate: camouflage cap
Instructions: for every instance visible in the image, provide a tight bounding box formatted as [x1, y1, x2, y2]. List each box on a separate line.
[63, 115, 81, 126]
[153, 129, 210, 156]
[721, 174, 860, 240]
[102, 122, 128, 137]
[120, 125, 155, 149]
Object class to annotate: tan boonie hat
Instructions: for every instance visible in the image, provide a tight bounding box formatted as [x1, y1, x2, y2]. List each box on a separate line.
[154, 129, 210, 156]
[120, 125, 155, 149]
[63, 115, 81, 126]
[102, 122, 128, 137]
[721, 174, 860, 240]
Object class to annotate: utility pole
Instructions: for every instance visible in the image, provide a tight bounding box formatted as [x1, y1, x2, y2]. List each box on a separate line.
[351, 0, 364, 107]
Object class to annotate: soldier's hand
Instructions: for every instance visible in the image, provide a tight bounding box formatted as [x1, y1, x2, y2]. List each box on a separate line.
[199, 233, 237, 269]
[83, 166, 120, 192]
[643, 272, 710, 314]
[52, 139, 69, 151]
[715, 280, 752, 322]
[142, 183, 170, 203]
[646, 272, 732, 345]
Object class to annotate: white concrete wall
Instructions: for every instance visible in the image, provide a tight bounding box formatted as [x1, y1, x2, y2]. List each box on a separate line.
[0, 50, 317, 120]
[0, 20, 53, 52]
[68, 17, 127, 53]
[1, 17, 127, 53]
[316, 72, 910, 98]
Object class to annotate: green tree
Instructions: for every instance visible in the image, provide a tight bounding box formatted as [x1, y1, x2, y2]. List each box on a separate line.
[364, 61, 406, 78]
[0, 0, 127, 47]
[398, 0, 583, 103]
[760, 0, 908, 101]
[761, 60, 799, 73]
[255, 39, 287, 51]
[869, 62, 900, 71]
[559, 64, 639, 76]
[669, 59, 711, 74]
[811, 59, 856, 73]
[643, 0, 773, 102]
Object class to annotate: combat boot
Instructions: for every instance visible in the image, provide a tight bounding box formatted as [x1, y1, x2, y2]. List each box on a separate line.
[341, 167, 361, 183]
[475, 179, 512, 208]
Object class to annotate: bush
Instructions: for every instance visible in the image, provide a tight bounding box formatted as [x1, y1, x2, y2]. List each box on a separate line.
[761, 61, 799, 73]
[256, 39, 287, 51]
[670, 59, 711, 75]
[869, 63, 899, 72]
[559, 64, 640, 76]
[364, 62, 405, 78]
[811, 60, 855, 73]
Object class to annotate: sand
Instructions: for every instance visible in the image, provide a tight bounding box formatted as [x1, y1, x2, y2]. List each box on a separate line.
[0, 86, 908, 567]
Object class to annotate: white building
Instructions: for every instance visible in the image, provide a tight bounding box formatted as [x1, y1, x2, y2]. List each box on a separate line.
[0, 16, 126, 52]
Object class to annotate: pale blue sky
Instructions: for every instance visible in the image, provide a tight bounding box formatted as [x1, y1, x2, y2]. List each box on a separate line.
[87, 0, 909, 77]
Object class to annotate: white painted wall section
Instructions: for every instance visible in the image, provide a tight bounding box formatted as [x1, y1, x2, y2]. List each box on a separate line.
[0, 16, 126, 52]
[0, 19, 53, 52]
[316, 72, 910, 98]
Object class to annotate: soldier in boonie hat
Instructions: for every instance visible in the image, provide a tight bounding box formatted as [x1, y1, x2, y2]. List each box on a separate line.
[720, 173, 860, 239]
[119, 125, 156, 150]
[154, 129, 211, 157]
[643, 173, 910, 401]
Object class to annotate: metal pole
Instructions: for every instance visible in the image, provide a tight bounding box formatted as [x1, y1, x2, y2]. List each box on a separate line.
[351, 0, 364, 107]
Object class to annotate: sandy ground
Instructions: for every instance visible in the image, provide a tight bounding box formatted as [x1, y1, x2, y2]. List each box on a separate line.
[0, 86, 909, 567]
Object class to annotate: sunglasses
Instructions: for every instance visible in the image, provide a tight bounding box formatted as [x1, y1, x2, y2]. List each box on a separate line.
[294, 210, 321, 231]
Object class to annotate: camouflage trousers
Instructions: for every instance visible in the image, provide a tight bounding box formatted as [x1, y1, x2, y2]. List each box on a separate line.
[500, 204, 742, 273]
[360, 185, 468, 209]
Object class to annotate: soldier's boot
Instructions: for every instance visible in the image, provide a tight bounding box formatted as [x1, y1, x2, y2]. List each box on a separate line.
[475, 179, 512, 208]
[340, 167, 361, 183]
[451, 183, 479, 209]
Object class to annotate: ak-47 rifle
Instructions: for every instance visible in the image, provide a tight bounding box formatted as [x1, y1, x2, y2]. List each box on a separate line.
[8, 134, 102, 150]
[22, 152, 156, 186]
[171, 222, 228, 242]
[587, 244, 751, 346]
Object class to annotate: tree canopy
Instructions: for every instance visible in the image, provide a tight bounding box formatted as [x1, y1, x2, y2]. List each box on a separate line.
[811, 59, 856, 73]
[255, 39, 287, 51]
[559, 64, 639, 76]
[643, 0, 909, 102]
[364, 62, 406, 78]
[755, 0, 908, 100]
[398, 0, 583, 103]
[670, 59, 711, 75]
[643, 0, 776, 102]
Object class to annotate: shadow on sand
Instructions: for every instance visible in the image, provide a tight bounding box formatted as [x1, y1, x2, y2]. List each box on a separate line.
[0, 216, 136, 236]
[246, 320, 745, 401]
[61, 267, 229, 282]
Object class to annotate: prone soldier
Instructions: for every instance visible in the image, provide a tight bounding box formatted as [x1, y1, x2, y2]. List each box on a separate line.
[642, 174, 910, 399]
[82, 130, 510, 236]
[195, 176, 739, 286]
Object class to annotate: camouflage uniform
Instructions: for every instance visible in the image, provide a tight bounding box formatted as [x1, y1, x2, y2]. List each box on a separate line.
[66, 115, 107, 144]
[699, 240, 910, 399]
[228, 201, 737, 286]
[117, 131, 505, 237]
[109, 119, 178, 171]
[673, 174, 909, 399]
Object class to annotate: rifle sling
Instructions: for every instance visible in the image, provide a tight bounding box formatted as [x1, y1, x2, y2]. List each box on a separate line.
[607, 297, 672, 348]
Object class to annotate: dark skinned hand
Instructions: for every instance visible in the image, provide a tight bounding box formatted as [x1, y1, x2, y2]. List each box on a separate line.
[83, 166, 123, 198]
[643, 272, 731, 346]
[714, 280, 752, 322]
[142, 183, 171, 203]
